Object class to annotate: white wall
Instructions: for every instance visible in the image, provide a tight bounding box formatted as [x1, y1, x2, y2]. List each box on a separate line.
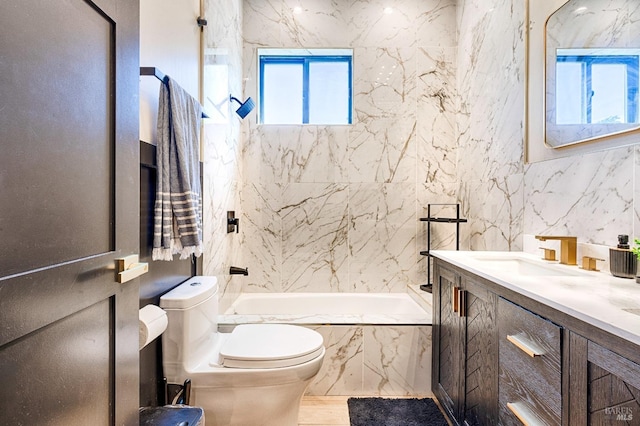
[139, 0, 200, 143]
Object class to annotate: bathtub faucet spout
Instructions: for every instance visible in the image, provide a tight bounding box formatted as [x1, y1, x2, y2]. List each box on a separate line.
[229, 266, 248, 276]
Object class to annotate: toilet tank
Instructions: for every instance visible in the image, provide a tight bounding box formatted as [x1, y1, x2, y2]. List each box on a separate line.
[160, 276, 219, 379]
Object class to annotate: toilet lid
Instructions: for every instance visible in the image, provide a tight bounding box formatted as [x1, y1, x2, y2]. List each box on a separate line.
[219, 324, 324, 369]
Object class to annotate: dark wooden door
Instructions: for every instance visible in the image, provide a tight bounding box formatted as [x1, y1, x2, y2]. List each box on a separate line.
[0, 0, 140, 424]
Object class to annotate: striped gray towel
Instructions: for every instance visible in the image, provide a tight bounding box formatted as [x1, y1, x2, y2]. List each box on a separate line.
[152, 77, 203, 261]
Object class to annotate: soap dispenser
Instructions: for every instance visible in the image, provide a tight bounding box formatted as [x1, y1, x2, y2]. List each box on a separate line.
[609, 234, 637, 279]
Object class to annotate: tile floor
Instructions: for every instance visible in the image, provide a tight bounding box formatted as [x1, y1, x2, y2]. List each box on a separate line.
[297, 395, 452, 426]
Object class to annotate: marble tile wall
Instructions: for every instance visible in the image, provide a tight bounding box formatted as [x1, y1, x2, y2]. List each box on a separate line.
[201, 0, 245, 311]
[307, 325, 432, 396]
[455, 0, 525, 252]
[241, 0, 459, 293]
[203, 0, 640, 304]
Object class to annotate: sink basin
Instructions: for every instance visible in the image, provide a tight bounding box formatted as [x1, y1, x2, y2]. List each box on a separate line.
[468, 254, 585, 277]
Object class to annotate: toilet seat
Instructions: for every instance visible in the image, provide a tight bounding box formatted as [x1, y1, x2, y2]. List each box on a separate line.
[217, 324, 324, 369]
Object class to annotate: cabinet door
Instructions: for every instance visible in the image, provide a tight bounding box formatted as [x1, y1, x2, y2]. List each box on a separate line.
[433, 264, 462, 422]
[569, 333, 640, 425]
[461, 280, 499, 426]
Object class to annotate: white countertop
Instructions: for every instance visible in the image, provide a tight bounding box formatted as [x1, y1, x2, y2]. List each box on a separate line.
[431, 250, 640, 347]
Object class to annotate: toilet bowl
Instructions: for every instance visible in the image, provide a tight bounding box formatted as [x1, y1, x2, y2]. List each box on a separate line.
[160, 276, 325, 426]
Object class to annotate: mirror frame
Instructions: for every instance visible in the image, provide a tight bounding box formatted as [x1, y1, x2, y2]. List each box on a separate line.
[526, 0, 640, 163]
[544, 1, 640, 148]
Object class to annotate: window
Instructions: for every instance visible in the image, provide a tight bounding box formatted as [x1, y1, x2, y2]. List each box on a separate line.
[259, 49, 353, 125]
[556, 52, 639, 125]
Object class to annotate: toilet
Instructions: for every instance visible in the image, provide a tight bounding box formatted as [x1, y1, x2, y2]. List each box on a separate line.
[159, 276, 325, 426]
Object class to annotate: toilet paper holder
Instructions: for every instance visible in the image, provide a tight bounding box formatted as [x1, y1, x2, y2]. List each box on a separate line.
[115, 254, 149, 283]
[139, 304, 168, 350]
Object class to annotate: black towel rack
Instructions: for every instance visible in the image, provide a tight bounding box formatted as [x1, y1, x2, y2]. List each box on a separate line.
[140, 66, 169, 83]
[419, 203, 467, 293]
[140, 67, 208, 118]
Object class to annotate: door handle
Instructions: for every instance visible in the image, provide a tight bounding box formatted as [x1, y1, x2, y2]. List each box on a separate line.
[115, 254, 148, 283]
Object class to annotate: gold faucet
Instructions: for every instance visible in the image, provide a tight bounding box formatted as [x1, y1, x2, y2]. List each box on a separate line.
[534, 235, 577, 265]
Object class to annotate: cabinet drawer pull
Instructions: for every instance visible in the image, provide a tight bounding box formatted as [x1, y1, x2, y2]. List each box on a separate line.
[453, 286, 460, 313]
[506, 402, 542, 426]
[507, 334, 543, 357]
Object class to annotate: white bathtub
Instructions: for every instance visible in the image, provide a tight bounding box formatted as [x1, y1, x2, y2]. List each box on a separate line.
[219, 291, 433, 396]
[224, 292, 431, 323]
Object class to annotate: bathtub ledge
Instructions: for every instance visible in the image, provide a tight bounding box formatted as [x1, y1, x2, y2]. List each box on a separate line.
[218, 312, 431, 326]
[408, 285, 433, 316]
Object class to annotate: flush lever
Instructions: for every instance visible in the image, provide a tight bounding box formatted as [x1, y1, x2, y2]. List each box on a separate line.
[115, 254, 148, 283]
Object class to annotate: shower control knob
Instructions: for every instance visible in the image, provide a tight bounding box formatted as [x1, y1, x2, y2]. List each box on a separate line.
[227, 211, 239, 233]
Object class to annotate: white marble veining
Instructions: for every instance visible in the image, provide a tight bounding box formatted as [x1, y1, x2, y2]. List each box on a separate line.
[524, 147, 634, 245]
[308, 326, 364, 395]
[432, 250, 640, 347]
[417, 47, 457, 185]
[201, 0, 244, 312]
[458, 173, 524, 251]
[247, 0, 458, 49]
[349, 183, 417, 292]
[240, 0, 458, 293]
[281, 183, 350, 292]
[240, 182, 282, 292]
[456, 0, 524, 184]
[363, 326, 432, 395]
[455, 0, 525, 252]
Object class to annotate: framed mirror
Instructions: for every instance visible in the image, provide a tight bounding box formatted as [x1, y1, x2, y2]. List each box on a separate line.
[545, 0, 640, 148]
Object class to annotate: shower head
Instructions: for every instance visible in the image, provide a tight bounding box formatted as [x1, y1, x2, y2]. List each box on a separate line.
[230, 95, 255, 119]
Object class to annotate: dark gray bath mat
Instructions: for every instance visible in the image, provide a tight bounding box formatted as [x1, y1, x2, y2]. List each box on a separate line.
[347, 397, 449, 426]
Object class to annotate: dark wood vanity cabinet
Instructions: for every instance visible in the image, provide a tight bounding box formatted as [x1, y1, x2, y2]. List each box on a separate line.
[432, 263, 499, 425]
[433, 257, 640, 426]
[568, 333, 640, 425]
